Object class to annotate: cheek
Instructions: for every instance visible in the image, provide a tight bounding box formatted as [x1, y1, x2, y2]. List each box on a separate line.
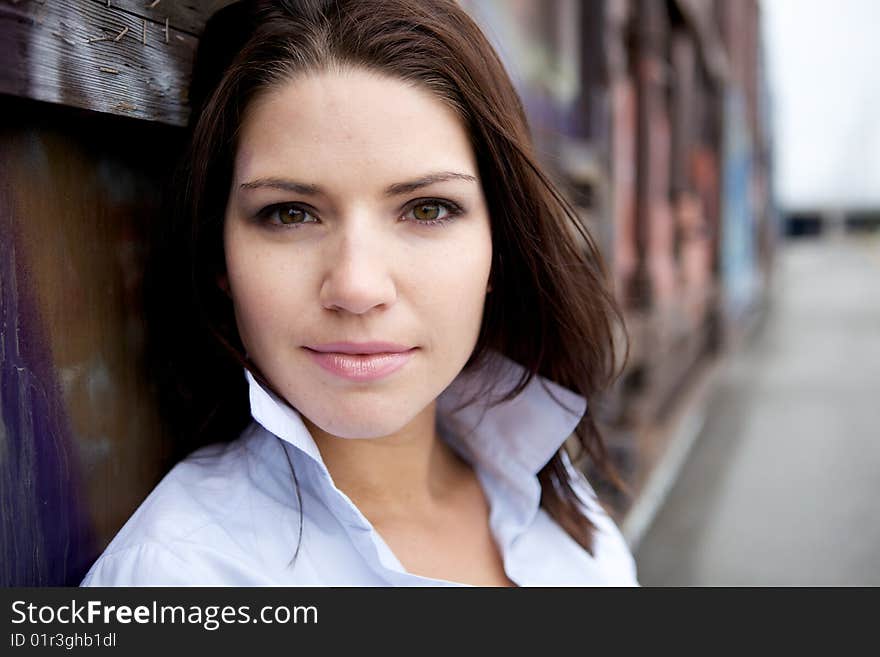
[411, 225, 492, 334]
[224, 231, 305, 352]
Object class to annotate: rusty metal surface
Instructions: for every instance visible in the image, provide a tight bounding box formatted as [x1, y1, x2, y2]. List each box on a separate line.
[0, 96, 181, 585]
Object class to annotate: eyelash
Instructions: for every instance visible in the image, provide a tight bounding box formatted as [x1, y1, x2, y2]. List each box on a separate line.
[254, 198, 464, 229]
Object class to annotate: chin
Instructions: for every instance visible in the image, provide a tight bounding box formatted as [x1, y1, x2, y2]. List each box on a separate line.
[306, 415, 411, 441]
[299, 397, 424, 441]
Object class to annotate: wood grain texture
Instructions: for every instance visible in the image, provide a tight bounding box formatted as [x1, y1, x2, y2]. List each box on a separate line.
[90, 0, 235, 36]
[0, 0, 236, 126]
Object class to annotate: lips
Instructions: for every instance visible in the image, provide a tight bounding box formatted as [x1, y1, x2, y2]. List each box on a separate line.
[303, 344, 416, 382]
[305, 341, 413, 355]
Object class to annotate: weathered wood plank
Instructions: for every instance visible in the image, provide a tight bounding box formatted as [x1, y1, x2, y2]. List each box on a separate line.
[88, 0, 235, 37]
[0, 0, 235, 126]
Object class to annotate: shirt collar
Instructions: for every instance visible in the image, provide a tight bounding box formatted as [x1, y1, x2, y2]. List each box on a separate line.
[245, 349, 587, 480]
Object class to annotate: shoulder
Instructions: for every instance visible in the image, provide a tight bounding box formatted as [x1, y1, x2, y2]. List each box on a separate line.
[80, 541, 213, 586]
[81, 424, 275, 586]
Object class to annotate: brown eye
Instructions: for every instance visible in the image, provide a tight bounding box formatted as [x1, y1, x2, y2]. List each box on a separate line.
[258, 203, 318, 227]
[412, 203, 442, 222]
[278, 206, 311, 225]
[401, 199, 463, 226]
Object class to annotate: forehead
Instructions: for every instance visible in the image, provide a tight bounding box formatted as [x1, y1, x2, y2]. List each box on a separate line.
[234, 68, 477, 185]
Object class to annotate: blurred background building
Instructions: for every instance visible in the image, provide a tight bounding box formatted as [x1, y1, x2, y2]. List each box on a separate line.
[1, 0, 877, 585]
[461, 0, 775, 521]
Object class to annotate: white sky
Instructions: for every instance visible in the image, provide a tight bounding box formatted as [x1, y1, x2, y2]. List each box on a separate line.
[762, 0, 880, 209]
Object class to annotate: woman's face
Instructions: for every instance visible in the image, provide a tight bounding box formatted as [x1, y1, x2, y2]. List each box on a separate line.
[223, 68, 493, 439]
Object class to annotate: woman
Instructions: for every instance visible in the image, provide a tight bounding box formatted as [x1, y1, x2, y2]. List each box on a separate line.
[82, 0, 638, 586]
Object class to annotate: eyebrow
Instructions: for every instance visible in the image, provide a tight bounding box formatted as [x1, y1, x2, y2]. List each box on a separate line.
[238, 171, 478, 197]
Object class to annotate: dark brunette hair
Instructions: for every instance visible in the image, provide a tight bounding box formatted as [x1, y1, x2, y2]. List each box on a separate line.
[152, 0, 627, 555]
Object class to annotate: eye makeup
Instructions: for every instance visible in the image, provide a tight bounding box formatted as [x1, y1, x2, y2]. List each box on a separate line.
[252, 197, 467, 230]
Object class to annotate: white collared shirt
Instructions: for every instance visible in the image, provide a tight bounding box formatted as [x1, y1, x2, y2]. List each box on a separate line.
[81, 353, 638, 586]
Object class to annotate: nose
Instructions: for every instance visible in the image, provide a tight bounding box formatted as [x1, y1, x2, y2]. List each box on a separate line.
[318, 221, 398, 315]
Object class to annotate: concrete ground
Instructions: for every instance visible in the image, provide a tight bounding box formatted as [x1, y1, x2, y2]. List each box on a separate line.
[634, 234, 880, 586]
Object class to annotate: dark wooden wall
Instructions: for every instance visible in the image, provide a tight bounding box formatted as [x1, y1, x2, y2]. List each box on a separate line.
[1, 0, 233, 585]
[0, 95, 190, 585]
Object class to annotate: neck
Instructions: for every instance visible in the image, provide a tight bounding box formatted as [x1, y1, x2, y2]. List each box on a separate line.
[302, 401, 469, 522]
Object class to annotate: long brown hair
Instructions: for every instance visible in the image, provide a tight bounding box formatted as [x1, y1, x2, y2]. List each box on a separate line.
[152, 0, 627, 555]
